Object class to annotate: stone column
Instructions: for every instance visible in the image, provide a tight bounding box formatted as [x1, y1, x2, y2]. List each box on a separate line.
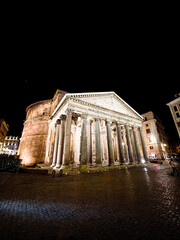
[130, 128, 138, 161]
[106, 120, 114, 165]
[125, 124, 134, 164]
[139, 127, 148, 162]
[117, 122, 125, 164]
[62, 109, 72, 166]
[56, 115, 66, 168]
[73, 117, 81, 166]
[133, 126, 142, 163]
[80, 114, 88, 165]
[113, 129, 118, 161]
[122, 126, 129, 163]
[51, 119, 60, 167]
[87, 119, 93, 165]
[95, 118, 102, 165]
[101, 120, 109, 164]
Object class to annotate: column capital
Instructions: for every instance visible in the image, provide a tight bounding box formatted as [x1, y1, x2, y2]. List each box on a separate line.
[56, 119, 61, 125]
[125, 123, 134, 129]
[105, 119, 112, 125]
[116, 121, 124, 127]
[81, 113, 88, 119]
[94, 118, 101, 122]
[133, 125, 141, 131]
[88, 118, 94, 123]
[60, 115, 66, 121]
[65, 108, 73, 115]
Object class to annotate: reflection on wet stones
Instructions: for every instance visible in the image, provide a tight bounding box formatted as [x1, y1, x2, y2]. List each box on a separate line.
[0, 162, 180, 239]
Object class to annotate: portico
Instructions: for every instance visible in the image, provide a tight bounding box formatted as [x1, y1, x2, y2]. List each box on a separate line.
[45, 92, 148, 168]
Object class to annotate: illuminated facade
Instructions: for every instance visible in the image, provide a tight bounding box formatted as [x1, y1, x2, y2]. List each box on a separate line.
[142, 111, 170, 159]
[19, 90, 67, 166]
[0, 118, 9, 153]
[167, 95, 180, 138]
[2, 136, 20, 155]
[20, 90, 148, 167]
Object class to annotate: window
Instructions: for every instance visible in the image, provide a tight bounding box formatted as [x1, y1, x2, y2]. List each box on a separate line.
[150, 146, 154, 149]
[176, 112, 180, 118]
[174, 105, 178, 112]
[146, 129, 151, 133]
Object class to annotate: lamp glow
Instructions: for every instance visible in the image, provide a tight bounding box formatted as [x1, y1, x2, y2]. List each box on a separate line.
[141, 159, 145, 164]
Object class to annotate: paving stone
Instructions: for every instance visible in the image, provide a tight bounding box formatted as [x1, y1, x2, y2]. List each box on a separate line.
[0, 162, 180, 239]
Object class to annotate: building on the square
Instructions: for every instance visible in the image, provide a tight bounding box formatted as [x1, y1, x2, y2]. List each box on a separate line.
[142, 111, 170, 159]
[0, 118, 9, 153]
[2, 136, 20, 155]
[19, 90, 149, 167]
[167, 94, 180, 138]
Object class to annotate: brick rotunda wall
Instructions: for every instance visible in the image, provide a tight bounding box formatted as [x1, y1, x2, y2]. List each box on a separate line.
[19, 90, 67, 166]
[19, 100, 52, 166]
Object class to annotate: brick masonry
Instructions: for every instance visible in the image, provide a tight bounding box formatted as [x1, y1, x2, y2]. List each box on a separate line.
[19, 90, 67, 166]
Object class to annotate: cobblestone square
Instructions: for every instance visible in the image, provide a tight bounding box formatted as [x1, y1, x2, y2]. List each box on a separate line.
[0, 161, 180, 240]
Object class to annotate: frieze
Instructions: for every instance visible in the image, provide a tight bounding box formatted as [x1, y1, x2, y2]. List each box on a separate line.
[51, 94, 143, 129]
[69, 98, 141, 121]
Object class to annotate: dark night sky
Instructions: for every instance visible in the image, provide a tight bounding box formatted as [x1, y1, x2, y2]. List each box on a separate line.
[0, 9, 179, 142]
[1, 63, 179, 141]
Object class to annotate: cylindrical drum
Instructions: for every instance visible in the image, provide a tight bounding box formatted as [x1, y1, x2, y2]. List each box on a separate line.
[19, 100, 52, 166]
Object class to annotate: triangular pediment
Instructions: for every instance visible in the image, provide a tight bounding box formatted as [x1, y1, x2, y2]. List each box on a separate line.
[68, 92, 143, 120]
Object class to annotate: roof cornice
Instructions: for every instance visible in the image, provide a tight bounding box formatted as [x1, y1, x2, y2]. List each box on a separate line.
[50, 91, 143, 120]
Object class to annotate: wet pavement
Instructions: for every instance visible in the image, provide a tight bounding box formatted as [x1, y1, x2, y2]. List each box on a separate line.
[0, 161, 180, 240]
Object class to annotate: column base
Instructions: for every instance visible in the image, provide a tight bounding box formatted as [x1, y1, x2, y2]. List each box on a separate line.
[55, 164, 61, 168]
[73, 162, 80, 168]
[63, 160, 70, 166]
[114, 161, 120, 166]
[79, 164, 88, 172]
[80, 161, 87, 166]
[108, 161, 115, 166]
[96, 163, 102, 167]
[51, 163, 55, 167]
[60, 164, 70, 170]
[128, 162, 133, 165]
[101, 161, 108, 167]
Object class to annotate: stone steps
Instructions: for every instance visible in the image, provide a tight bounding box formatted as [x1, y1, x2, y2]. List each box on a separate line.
[19, 167, 49, 175]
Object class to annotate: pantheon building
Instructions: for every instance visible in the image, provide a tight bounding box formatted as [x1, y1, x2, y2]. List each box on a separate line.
[19, 90, 148, 168]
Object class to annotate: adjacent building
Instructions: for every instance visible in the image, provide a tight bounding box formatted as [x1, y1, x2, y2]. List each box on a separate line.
[167, 94, 180, 138]
[2, 136, 20, 155]
[0, 118, 9, 152]
[19, 90, 148, 167]
[142, 111, 170, 159]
